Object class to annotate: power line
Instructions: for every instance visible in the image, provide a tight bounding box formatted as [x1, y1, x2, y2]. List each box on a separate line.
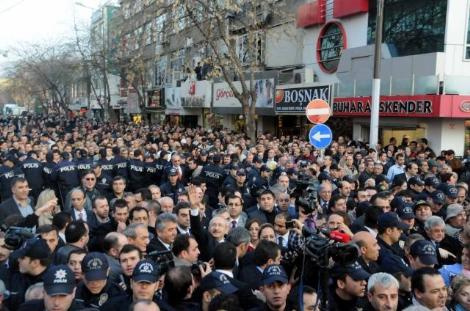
[0, 0, 27, 15]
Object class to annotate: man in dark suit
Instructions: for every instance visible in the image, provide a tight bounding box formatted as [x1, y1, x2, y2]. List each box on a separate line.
[147, 212, 178, 254]
[0, 177, 55, 227]
[189, 201, 229, 262]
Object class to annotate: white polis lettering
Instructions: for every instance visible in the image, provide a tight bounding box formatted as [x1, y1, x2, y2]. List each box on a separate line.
[102, 165, 114, 170]
[130, 165, 143, 172]
[23, 163, 39, 169]
[60, 166, 76, 172]
[205, 171, 222, 178]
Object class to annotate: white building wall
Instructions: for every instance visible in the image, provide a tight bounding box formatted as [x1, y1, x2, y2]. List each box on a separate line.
[265, 23, 304, 68]
[443, 0, 470, 76]
[303, 14, 369, 84]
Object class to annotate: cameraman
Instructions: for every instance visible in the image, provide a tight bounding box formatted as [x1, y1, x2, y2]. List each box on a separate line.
[329, 261, 370, 311]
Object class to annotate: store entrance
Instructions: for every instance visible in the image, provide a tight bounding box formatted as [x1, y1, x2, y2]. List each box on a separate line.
[382, 127, 426, 145]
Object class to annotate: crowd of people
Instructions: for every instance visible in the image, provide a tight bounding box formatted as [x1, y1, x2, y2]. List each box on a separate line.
[0, 115, 469, 311]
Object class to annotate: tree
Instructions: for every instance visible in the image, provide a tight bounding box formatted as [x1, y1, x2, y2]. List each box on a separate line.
[7, 43, 82, 116]
[167, 0, 288, 140]
[115, 0, 161, 112]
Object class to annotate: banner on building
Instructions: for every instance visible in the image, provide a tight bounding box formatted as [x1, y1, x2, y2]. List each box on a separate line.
[213, 79, 275, 108]
[275, 83, 332, 114]
[180, 80, 211, 108]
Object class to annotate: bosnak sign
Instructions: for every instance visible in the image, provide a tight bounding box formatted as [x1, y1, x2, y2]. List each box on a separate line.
[275, 84, 332, 114]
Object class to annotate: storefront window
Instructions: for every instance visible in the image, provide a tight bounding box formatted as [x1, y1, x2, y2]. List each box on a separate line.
[368, 0, 447, 57]
[318, 22, 345, 73]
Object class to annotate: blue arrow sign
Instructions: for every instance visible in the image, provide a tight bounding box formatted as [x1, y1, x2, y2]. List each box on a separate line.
[309, 124, 333, 149]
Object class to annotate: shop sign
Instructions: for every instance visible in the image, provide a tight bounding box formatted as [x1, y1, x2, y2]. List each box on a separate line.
[164, 87, 182, 114]
[275, 84, 331, 113]
[460, 101, 470, 113]
[332, 96, 438, 117]
[213, 79, 275, 108]
[180, 80, 211, 108]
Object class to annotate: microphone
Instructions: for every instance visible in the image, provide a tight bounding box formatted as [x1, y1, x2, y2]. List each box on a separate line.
[328, 230, 351, 243]
[319, 227, 351, 243]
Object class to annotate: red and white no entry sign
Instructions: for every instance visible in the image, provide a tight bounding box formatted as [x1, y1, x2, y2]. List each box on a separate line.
[305, 99, 331, 124]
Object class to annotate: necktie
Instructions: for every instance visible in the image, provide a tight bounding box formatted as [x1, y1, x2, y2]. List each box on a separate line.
[278, 236, 284, 248]
[79, 211, 84, 221]
[231, 220, 237, 229]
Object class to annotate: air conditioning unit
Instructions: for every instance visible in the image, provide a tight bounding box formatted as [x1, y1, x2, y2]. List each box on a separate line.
[293, 68, 315, 84]
[278, 68, 316, 85]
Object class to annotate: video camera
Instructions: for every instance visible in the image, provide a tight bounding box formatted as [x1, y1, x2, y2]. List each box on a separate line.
[147, 250, 175, 275]
[301, 226, 358, 268]
[1, 226, 34, 250]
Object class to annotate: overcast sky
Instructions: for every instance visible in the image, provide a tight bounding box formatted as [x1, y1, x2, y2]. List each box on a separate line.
[0, 0, 108, 73]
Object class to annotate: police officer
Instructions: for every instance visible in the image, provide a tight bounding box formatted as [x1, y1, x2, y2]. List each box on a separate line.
[160, 168, 185, 204]
[76, 149, 94, 178]
[42, 151, 58, 195]
[154, 150, 169, 186]
[223, 163, 239, 189]
[53, 152, 79, 206]
[145, 154, 158, 187]
[18, 265, 85, 311]
[20, 151, 44, 201]
[127, 150, 146, 192]
[0, 155, 24, 201]
[101, 259, 161, 311]
[75, 252, 125, 309]
[98, 147, 115, 182]
[112, 146, 128, 179]
[200, 154, 225, 207]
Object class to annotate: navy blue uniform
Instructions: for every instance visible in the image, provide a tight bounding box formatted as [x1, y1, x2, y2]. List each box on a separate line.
[145, 160, 158, 186]
[127, 159, 146, 191]
[160, 181, 185, 203]
[113, 156, 128, 179]
[76, 157, 93, 177]
[154, 158, 168, 186]
[21, 157, 44, 200]
[98, 158, 115, 181]
[53, 160, 79, 205]
[200, 164, 225, 206]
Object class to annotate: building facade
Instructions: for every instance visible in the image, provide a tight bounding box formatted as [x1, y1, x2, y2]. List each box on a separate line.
[295, 0, 470, 155]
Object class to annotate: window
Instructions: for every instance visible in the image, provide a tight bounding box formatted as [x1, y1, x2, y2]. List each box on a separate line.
[236, 32, 265, 66]
[155, 57, 167, 86]
[145, 23, 152, 45]
[170, 49, 185, 83]
[368, 0, 447, 57]
[317, 22, 345, 73]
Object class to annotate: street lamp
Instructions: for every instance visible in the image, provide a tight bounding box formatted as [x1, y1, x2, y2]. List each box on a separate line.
[369, 0, 384, 149]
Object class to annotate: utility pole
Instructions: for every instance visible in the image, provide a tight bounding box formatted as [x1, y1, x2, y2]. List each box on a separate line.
[369, 0, 384, 149]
